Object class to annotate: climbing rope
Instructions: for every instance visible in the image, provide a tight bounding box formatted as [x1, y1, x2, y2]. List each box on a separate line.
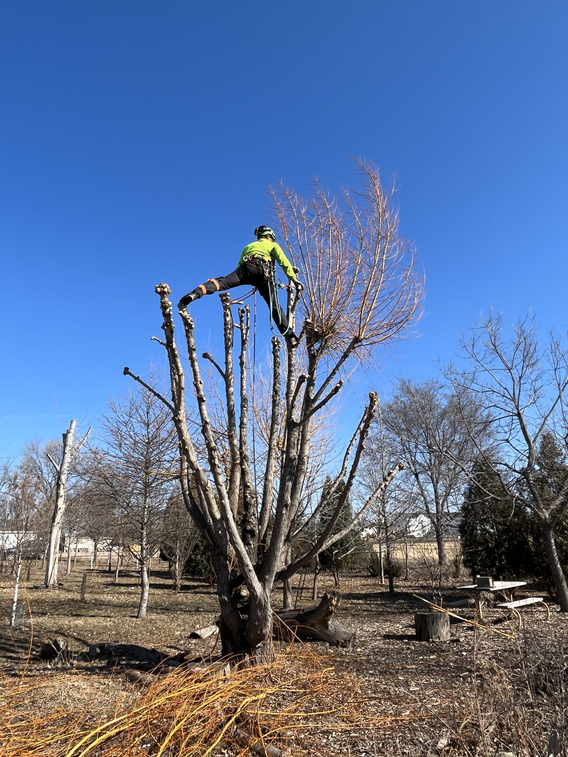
[251, 292, 259, 497]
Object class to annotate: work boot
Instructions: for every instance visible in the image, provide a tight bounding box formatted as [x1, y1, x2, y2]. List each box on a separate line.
[178, 292, 199, 310]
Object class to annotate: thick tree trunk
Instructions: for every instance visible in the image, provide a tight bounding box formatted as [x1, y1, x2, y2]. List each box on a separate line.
[217, 608, 273, 663]
[542, 521, 568, 612]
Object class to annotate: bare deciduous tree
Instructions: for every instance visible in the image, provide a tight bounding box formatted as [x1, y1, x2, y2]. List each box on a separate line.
[362, 428, 416, 590]
[91, 383, 179, 618]
[446, 312, 568, 611]
[380, 379, 487, 576]
[270, 159, 422, 358]
[129, 163, 423, 660]
[1, 466, 42, 625]
[161, 494, 200, 592]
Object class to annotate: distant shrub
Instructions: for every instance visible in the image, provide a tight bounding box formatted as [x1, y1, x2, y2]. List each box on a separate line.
[368, 552, 381, 577]
[185, 539, 213, 579]
[367, 552, 403, 579]
[387, 560, 403, 579]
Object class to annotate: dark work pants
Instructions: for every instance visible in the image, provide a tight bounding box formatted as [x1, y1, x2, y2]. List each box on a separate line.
[190, 262, 290, 335]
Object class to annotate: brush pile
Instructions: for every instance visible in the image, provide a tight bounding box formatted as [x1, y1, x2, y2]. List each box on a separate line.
[0, 648, 417, 756]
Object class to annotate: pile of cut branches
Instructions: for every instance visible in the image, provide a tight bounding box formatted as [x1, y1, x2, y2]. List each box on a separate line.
[0, 648, 428, 756]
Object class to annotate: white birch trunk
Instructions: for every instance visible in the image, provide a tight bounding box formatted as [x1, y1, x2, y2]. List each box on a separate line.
[44, 420, 76, 589]
[10, 550, 22, 627]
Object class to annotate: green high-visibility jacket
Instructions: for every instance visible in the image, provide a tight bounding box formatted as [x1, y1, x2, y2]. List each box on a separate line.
[238, 238, 296, 280]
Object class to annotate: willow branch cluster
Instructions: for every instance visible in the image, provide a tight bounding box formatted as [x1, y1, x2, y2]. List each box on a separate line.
[269, 159, 424, 356]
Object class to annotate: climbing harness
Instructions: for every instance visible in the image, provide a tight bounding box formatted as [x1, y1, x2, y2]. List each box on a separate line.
[242, 253, 273, 281]
[240, 254, 300, 337]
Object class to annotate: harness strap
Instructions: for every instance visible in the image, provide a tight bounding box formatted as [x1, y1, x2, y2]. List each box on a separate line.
[208, 278, 220, 291]
[198, 284, 207, 295]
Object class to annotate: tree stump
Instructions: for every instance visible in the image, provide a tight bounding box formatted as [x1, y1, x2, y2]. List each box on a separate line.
[414, 611, 450, 642]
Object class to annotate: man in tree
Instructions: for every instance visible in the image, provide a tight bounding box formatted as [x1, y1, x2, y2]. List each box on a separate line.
[177, 226, 302, 340]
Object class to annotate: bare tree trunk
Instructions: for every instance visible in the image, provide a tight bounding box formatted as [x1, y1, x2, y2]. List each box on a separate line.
[114, 548, 123, 583]
[10, 550, 22, 627]
[66, 543, 72, 575]
[282, 578, 293, 610]
[543, 521, 568, 611]
[44, 420, 76, 589]
[332, 560, 340, 589]
[386, 543, 395, 595]
[312, 556, 321, 601]
[174, 539, 182, 593]
[137, 562, 149, 618]
[434, 525, 446, 582]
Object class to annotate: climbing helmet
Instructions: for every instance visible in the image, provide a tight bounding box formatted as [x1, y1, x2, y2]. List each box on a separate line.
[254, 225, 276, 242]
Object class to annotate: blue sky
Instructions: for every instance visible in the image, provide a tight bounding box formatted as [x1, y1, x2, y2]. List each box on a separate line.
[1, 1, 567, 457]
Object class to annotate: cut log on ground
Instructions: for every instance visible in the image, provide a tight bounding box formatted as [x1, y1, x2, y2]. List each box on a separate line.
[274, 591, 355, 647]
[414, 612, 450, 642]
[189, 624, 219, 640]
[88, 643, 164, 666]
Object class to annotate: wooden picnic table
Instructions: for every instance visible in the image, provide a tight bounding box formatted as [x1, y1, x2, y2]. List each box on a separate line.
[457, 580, 526, 620]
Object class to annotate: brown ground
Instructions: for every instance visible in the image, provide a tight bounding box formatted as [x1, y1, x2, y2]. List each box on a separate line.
[0, 561, 566, 756]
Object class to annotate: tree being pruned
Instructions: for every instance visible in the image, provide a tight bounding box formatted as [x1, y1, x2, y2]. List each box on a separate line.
[127, 162, 424, 660]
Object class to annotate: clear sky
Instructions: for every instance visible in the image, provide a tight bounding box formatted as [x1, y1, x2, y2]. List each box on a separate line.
[1, 1, 567, 458]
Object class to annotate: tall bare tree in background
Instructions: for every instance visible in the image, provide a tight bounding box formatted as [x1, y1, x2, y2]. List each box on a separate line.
[362, 425, 414, 591]
[380, 378, 487, 577]
[128, 162, 424, 660]
[43, 421, 90, 588]
[18, 439, 60, 561]
[91, 383, 179, 618]
[0, 466, 43, 625]
[446, 312, 568, 611]
[17, 433, 87, 585]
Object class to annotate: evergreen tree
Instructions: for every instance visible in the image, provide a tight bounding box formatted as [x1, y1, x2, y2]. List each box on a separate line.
[185, 537, 214, 580]
[460, 459, 536, 579]
[517, 433, 568, 590]
[318, 478, 362, 581]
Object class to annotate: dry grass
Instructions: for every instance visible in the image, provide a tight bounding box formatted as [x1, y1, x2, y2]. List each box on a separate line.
[0, 560, 566, 755]
[0, 648, 430, 756]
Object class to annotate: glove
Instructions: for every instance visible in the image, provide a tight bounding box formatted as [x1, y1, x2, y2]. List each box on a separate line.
[178, 292, 195, 309]
[293, 278, 304, 292]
